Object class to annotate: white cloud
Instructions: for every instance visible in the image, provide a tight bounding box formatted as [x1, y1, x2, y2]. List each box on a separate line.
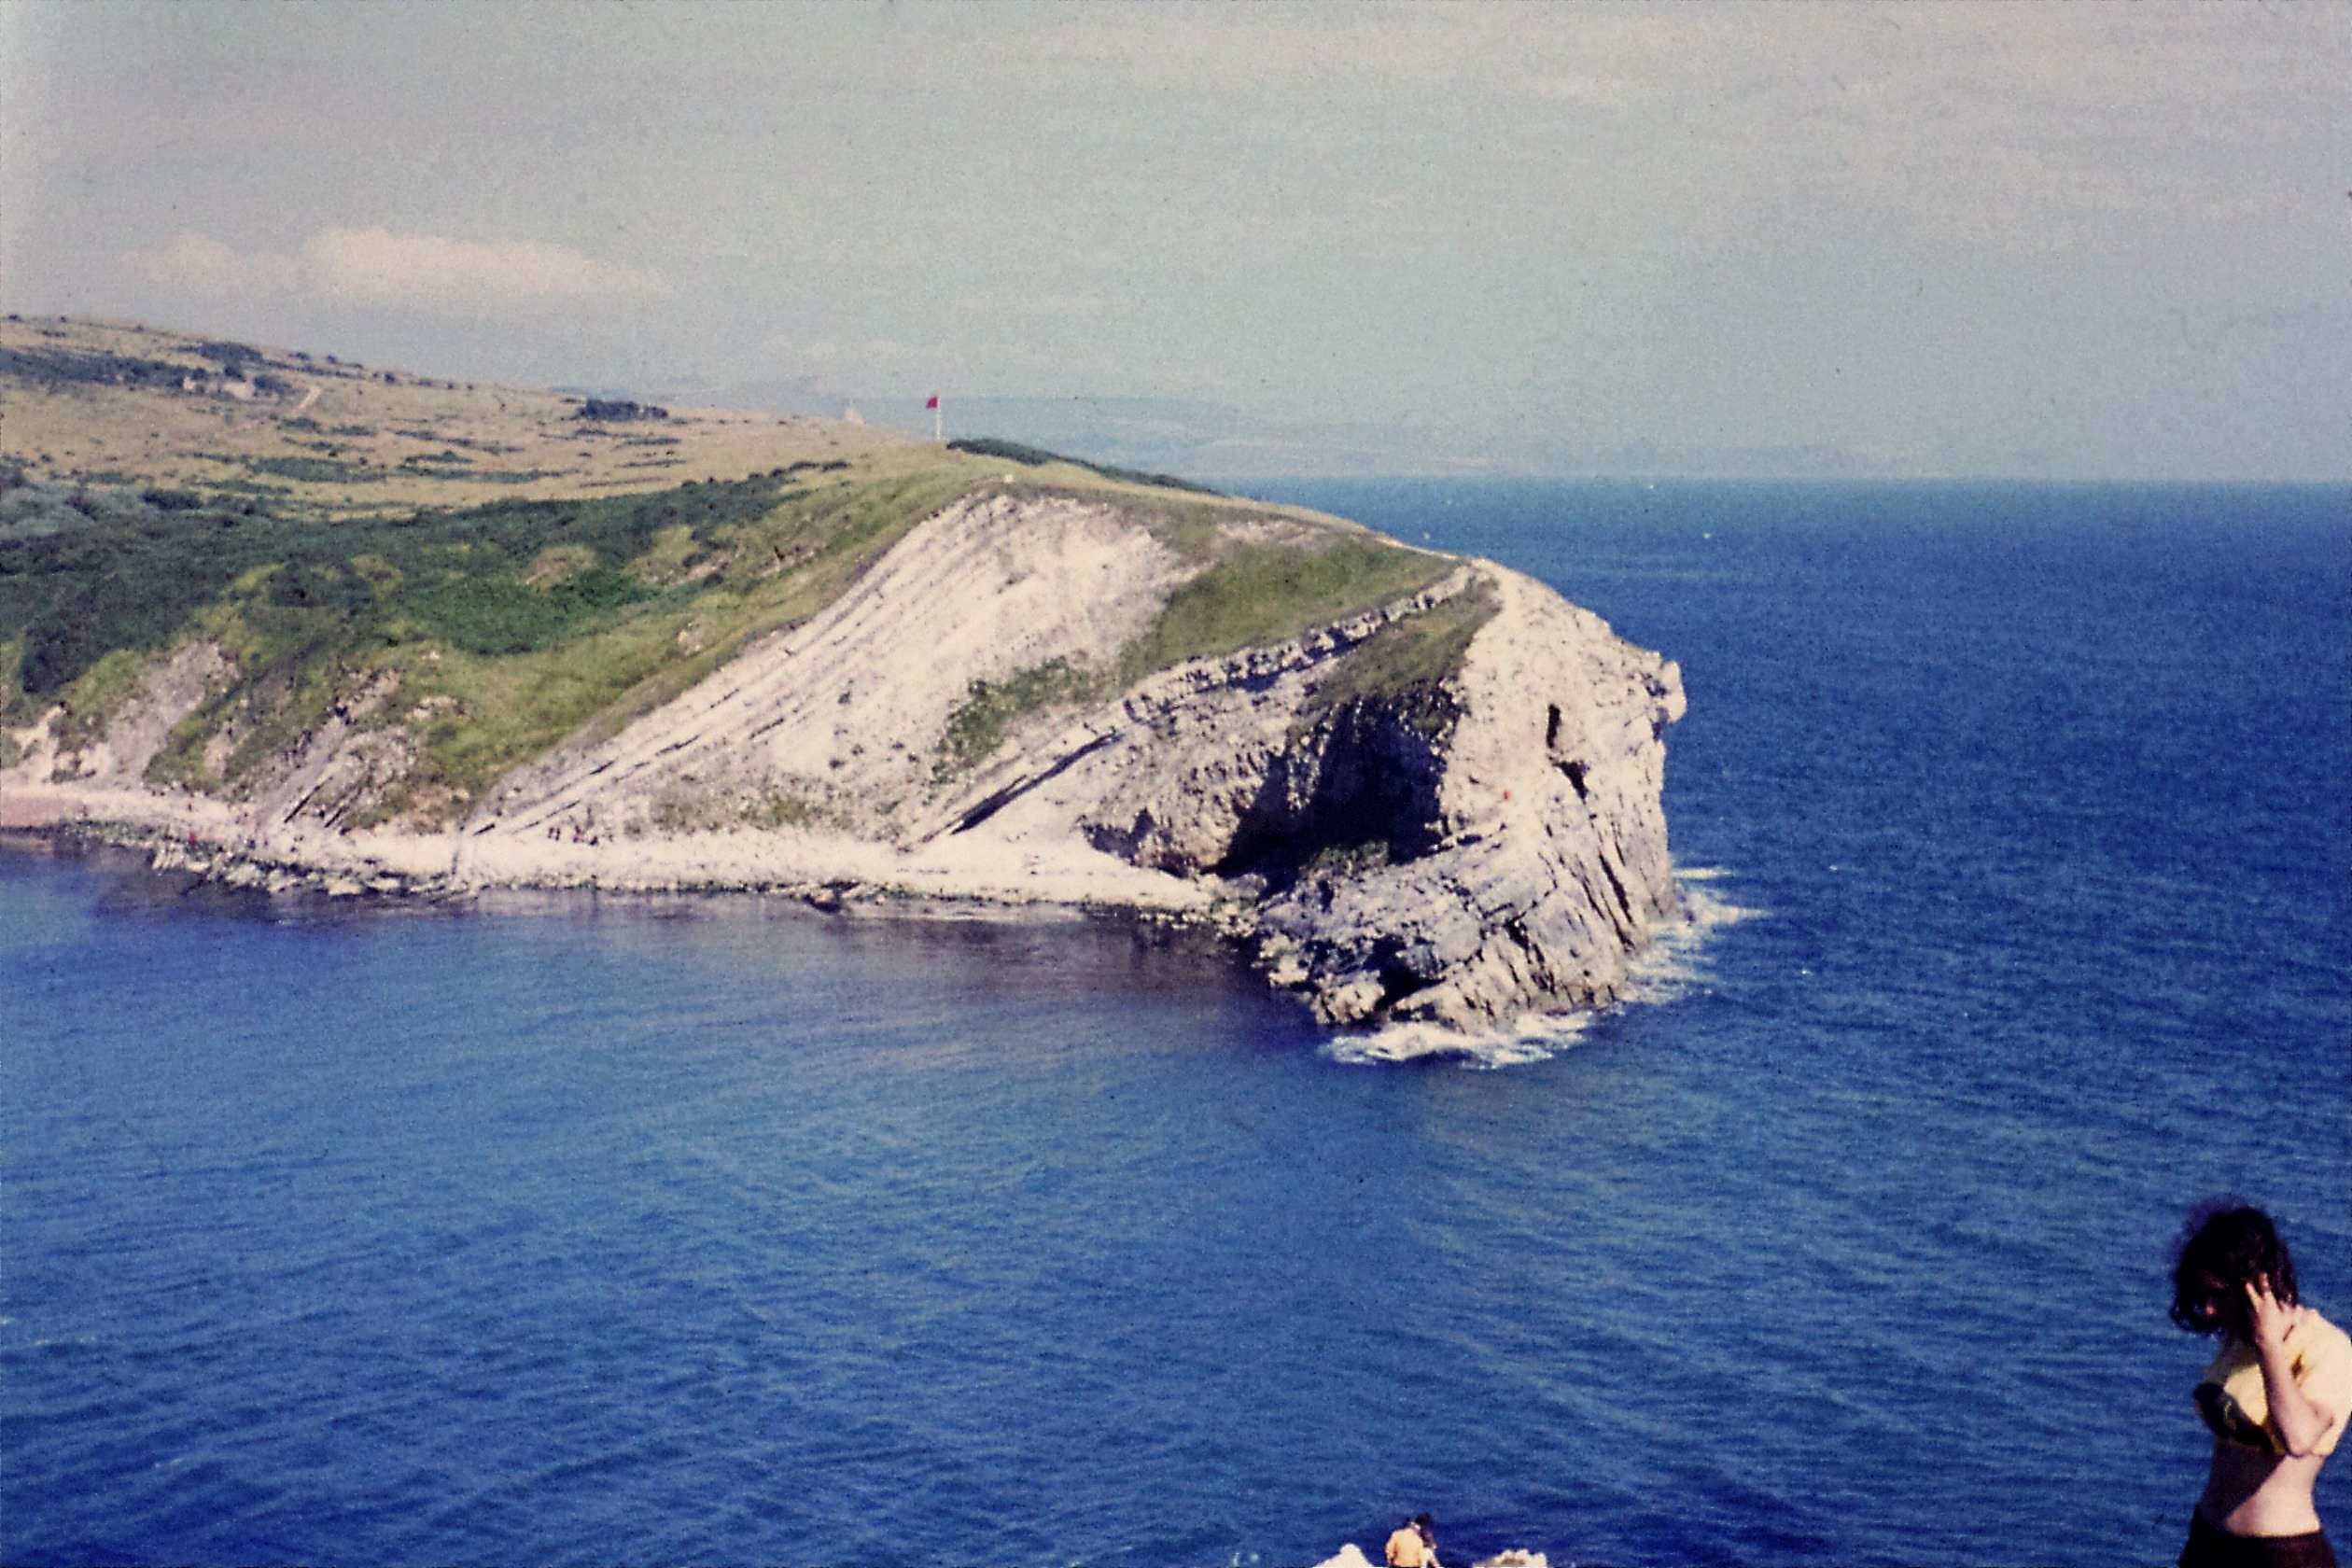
[119, 227, 667, 313]
[122, 230, 300, 297]
[297, 228, 665, 308]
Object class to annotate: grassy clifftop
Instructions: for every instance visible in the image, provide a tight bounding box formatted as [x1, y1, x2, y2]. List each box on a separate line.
[2, 316, 1480, 828]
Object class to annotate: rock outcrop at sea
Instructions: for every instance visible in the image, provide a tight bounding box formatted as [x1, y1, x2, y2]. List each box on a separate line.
[2, 489, 1684, 1031]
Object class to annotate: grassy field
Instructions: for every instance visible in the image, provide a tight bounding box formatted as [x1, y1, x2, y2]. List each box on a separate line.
[0, 315, 903, 520]
[4, 315, 1486, 825]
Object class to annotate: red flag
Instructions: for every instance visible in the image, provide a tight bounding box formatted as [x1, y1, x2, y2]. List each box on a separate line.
[925, 395, 939, 410]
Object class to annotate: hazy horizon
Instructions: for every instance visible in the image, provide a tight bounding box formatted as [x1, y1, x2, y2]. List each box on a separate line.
[4, 2, 2345, 481]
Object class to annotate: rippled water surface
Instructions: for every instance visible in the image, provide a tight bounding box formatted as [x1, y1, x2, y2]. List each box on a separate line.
[5, 482, 2347, 1565]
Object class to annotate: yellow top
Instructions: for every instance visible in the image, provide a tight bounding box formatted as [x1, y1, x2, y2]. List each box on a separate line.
[1385, 1527, 1433, 1568]
[2196, 1307, 2352, 1457]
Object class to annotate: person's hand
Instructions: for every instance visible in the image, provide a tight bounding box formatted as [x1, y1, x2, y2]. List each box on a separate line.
[2245, 1277, 2297, 1352]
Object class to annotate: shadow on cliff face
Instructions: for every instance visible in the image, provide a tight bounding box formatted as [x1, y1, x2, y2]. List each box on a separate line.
[1082, 691, 1457, 892]
[1212, 690, 1459, 895]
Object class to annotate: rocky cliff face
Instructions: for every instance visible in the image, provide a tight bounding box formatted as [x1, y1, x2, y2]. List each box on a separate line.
[1253, 569, 1683, 1026]
[4, 488, 1683, 1031]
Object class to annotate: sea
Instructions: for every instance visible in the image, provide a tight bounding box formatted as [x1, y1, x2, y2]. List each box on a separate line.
[3, 481, 2346, 1567]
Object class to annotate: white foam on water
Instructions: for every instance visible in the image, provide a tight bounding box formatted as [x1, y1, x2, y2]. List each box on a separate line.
[1324, 1010, 1591, 1070]
[1619, 867, 1763, 1007]
[1322, 868, 1763, 1070]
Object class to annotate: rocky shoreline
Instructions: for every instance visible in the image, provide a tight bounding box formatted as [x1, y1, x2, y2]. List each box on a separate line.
[4, 492, 1685, 1029]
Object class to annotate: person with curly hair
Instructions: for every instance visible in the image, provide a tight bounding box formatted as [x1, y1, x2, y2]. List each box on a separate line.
[2172, 1202, 2352, 1567]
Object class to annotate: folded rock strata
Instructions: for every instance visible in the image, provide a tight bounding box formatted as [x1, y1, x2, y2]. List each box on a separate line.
[3, 490, 1684, 1030]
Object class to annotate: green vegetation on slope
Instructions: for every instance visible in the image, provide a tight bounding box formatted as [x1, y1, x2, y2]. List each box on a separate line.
[51, 647, 155, 754]
[1115, 537, 1453, 684]
[2, 460, 993, 819]
[3, 469, 793, 707]
[1298, 578, 1498, 735]
[927, 543, 1477, 777]
[5, 460, 1476, 818]
[413, 567, 657, 654]
[936, 657, 1106, 778]
[3, 322, 1482, 831]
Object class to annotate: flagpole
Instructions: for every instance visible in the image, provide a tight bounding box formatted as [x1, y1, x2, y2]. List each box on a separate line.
[934, 399, 942, 442]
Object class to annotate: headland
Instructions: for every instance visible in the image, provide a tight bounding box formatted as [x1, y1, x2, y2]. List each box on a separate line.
[1, 315, 1684, 1029]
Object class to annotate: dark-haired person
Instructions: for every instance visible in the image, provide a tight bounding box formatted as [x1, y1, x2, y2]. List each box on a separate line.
[2172, 1202, 2352, 1568]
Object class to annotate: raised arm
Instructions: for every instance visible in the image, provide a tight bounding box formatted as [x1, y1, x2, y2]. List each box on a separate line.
[2247, 1281, 2342, 1459]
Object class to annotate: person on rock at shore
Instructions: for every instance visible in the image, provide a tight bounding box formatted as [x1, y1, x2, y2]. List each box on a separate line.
[1385, 1512, 1439, 1568]
[2172, 1201, 2352, 1568]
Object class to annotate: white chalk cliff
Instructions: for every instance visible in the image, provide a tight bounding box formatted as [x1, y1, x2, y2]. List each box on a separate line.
[3, 489, 1685, 1030]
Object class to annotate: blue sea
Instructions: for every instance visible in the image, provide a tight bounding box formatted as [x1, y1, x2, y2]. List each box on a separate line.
[4, 482, 2347, 1567]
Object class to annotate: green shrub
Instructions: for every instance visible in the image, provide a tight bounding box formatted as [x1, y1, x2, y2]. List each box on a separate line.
[413, 567, 656, 655]
[0, 344, 194, 389]
[52, 647, 151, 751]
[269, 559, 383, 618]
[936, 657, 1105, 777]
[213, 657, 345, 796]
[146, 702, 221, 790]
[196, 340, 262, 370]
[246, 455, 386, 484]
[747, 790, 819, 829]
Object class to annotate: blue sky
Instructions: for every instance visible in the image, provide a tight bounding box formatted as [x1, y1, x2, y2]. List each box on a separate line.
[4, 2, 2345, 478]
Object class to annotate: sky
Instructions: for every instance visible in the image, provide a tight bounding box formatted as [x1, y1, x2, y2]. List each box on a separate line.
[3, 1, 2346, 480]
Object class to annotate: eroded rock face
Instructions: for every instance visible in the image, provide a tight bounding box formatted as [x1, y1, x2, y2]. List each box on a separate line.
[7, 493, 1683, 1030]
[33, 640, 230, 786]
[470, 491, 1195, 844]
[1040, 564, 1684, 1028]
[1258, 568, 1686, 1027]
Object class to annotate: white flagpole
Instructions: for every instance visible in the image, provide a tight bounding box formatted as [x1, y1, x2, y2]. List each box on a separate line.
[933, 398, 943, 442]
